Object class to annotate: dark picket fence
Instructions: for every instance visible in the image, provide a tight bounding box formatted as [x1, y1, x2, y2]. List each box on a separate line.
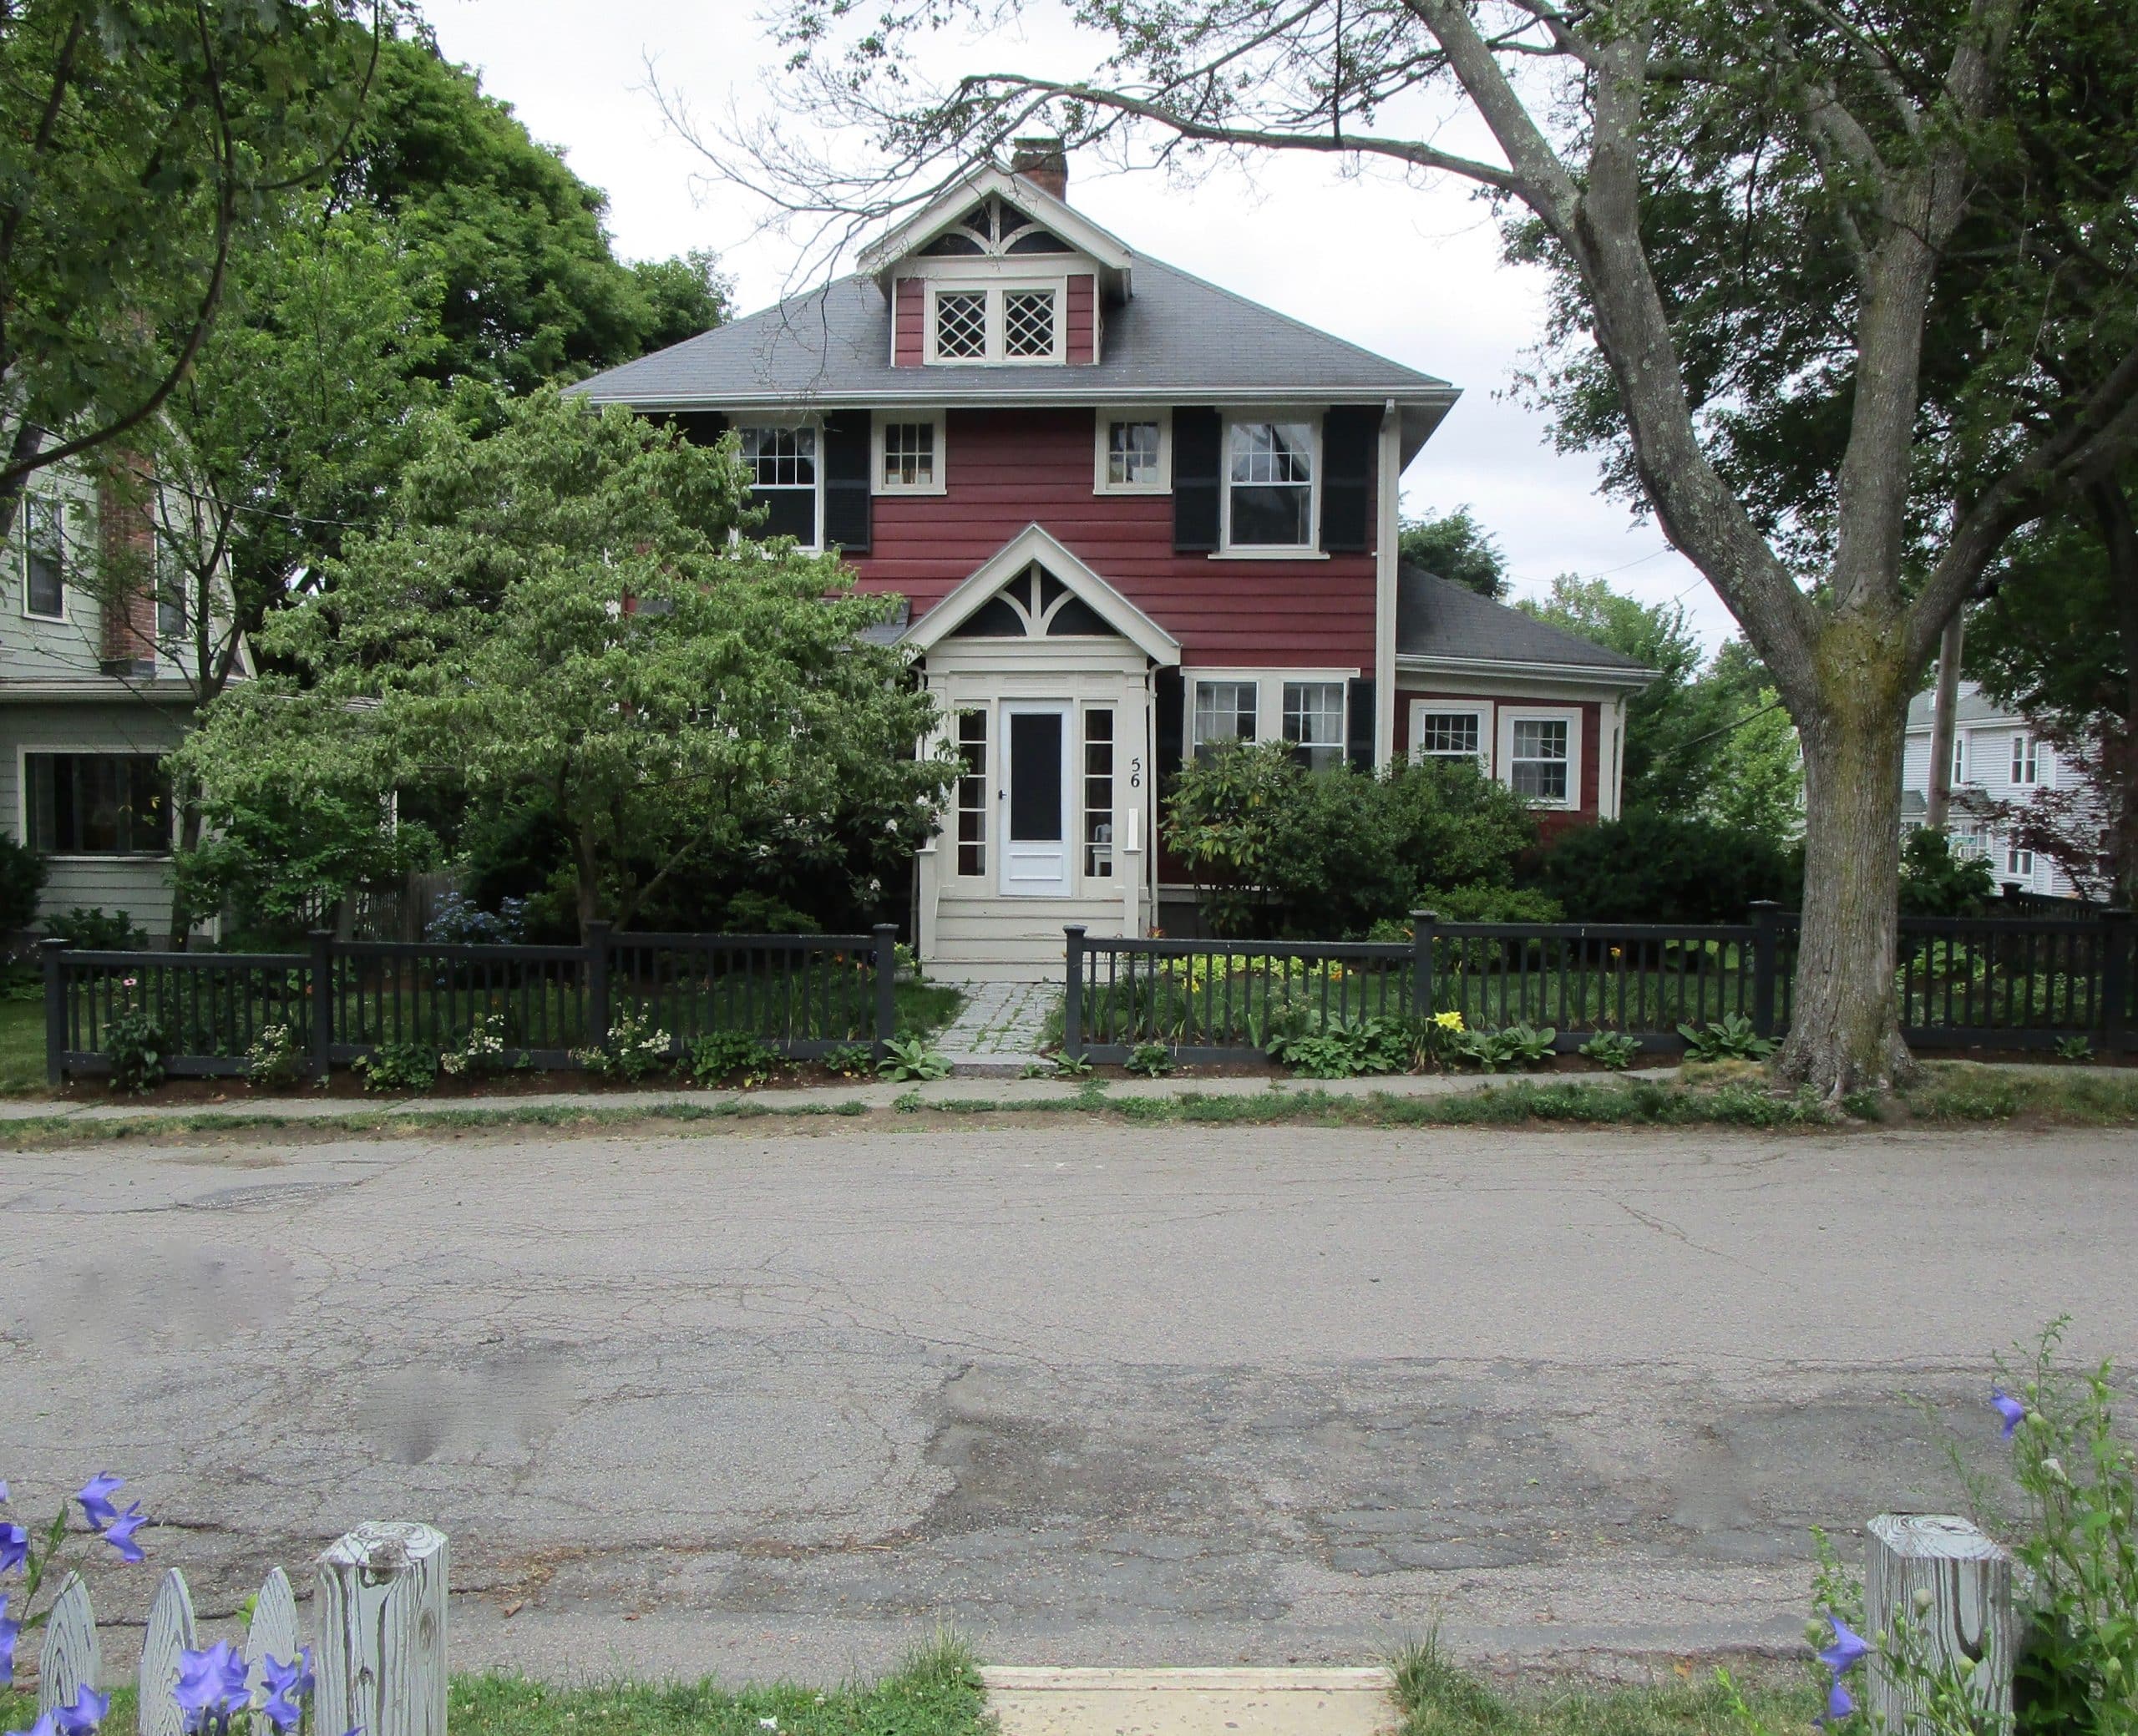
[44, 922, 899, 1082]
[1064, 903, 2137, 1061]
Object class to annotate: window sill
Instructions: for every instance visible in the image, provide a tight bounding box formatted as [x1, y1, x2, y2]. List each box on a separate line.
[1207, 549, 1330, 561]
[874, 483, 948, 498]
[1094, 483, 1173, 498]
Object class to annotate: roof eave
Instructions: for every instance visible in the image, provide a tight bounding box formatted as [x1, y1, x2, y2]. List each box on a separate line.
[1395, 652, 1656, 689]
[858, 164, 1137, 295]
[580, 384, 1462, 412]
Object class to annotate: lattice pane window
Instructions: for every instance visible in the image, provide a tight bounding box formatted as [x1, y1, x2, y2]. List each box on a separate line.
[1509, 718, 1570, 802]
[882, 422, 936, 488]
[1083, 708, 1115, 878]
[1002, 289, 1056, 357]
[956, 709, 988, 876]
[1107, 421, 1162, 486]
[1417, 713, 1482, 762]
[740, 426, 816, 487]
[935, 291, 987, 358]
[1193, 681, 1259, 757]
[1282, 681, 1345, 772]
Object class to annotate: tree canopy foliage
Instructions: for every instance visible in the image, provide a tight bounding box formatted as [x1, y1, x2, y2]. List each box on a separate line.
[722, 0, 2138, 1095]
[174, 392, 952, 938]
[1397, 506, 1508, 600]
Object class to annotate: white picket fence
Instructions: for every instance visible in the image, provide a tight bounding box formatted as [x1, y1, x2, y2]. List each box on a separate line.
[33, 1522, 447, 1736]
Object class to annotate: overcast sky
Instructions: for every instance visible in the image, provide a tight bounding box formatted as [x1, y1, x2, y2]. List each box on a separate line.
[425, 0, 1735, 649]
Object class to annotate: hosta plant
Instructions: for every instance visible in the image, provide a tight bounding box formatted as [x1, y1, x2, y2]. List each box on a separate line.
[1578, 1030, 1642, 1071]
[877, 1035, 950, 1081]
[1677, 1013, 1776, 1062]
[1123, 1041, 1173, 1077]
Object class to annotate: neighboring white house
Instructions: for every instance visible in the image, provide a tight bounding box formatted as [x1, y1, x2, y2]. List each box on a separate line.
[1902, 679, 2095, 898]
[0, 461, 232, 941]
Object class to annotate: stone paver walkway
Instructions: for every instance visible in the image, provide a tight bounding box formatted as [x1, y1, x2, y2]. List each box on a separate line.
[932, 975, 1058, 1074]
[983, 1668, 1395, 1736]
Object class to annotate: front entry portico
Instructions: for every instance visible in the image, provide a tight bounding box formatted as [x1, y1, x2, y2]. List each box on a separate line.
[906, 525, 1180, 979]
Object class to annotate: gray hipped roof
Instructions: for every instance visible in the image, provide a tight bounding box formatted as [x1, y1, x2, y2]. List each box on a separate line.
[1396, 564, 1654, 676]
[572, 257, 1454, 409]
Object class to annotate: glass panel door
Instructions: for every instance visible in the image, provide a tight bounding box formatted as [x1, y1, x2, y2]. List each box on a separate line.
[999, 702, 1072, 895]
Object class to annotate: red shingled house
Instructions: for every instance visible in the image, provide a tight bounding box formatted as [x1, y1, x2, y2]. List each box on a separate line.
[575, 145, 1650, 974]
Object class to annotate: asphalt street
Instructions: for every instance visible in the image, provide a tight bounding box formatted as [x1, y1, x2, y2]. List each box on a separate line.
[3, 1118, 2130, 1684]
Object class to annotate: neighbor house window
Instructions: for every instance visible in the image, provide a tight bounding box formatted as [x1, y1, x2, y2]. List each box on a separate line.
[1082, 707, 1114, 879]
[155, 539, 185, 645]
[1508, 717, 1570, 803]
[1416, 712, 1484, 766]
[1097, 414, 1168, 493]
[2011, 733, 2039, 785]
[1282, 681, 1345, 772]
[874, 414, 945, 494]
[1225, 421, 1314, 548]
[2007, 844, 2034, 878]
[955, 709, 987, 877]
[25, 753, 171, 855]
[23, 495, 63, 620]
[1950, 732, 1968, 786]
[1192, 681, 1259, 757]
[1953, 824, 1989, 860]
[739, 426, 818, 544]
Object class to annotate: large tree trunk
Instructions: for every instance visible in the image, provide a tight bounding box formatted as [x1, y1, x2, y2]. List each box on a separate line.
[1775, 633, 1916, 1098]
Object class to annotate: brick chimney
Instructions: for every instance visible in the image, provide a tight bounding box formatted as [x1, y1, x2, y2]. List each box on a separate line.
[99, 457, 158, 677]
[1010, 136, 1068, 203]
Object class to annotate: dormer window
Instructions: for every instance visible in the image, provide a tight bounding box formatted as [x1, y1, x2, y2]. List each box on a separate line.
[925, 281, 1066, 365]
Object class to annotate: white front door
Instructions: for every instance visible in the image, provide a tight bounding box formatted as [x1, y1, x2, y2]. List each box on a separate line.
[999, 701, 1075, 896]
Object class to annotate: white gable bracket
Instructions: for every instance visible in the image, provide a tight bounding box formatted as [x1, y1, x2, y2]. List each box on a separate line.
[903, 524, 1181, 666]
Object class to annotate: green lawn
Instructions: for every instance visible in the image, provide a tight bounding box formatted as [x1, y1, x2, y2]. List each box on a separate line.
[1, 1640, 990, 1736]
[1395, 1636, 1816, 1736]
[0, 995, 44, 1096]
[896, 979, 965, 1039]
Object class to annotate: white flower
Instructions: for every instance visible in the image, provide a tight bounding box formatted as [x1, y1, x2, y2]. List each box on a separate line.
[759, 1720, 778, 1731]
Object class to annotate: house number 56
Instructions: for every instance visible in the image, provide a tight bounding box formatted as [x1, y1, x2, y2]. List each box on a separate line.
[1128, 757, 1142, 788]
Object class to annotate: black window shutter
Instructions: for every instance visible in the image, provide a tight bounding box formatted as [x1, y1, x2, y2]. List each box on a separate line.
[1347, 677, 1376, 772]
[822, 412, 872, 553]
[1172, 408, 1221, 552]
[1155, 668, 1185, 796]
[654, 410, 728, 446]
[1320, 406, 1379, 554]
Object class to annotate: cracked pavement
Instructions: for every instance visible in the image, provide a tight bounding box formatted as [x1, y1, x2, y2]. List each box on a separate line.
[3, 1120, 2131, 1684]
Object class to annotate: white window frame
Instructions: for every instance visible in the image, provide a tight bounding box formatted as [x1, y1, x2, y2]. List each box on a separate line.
[922, 277, 1068, 366]
[2010, 732, 2039, 786]
[1281, 680, 1347, 772]
[734, 418, 823, 551]
[1183, 669, 1359, 762]
[1093, 408, 1172, 495]
[2005, 842, 2035, 880]
[872, 410, 947, 496]
[1218, 413, 1321, 556]
[21, 493, 66, 623]
[1408, 701, 1493, 773]
[1950, 730, 1968, 787]
[1497, 707, 1583, 811]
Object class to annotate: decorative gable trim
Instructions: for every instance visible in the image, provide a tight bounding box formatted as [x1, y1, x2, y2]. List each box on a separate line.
[859, 165, 1133, 296]
[904, 524, 1182, 666]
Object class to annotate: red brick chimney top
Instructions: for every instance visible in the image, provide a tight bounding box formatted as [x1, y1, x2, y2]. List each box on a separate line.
[1010, 137, 1068, 204]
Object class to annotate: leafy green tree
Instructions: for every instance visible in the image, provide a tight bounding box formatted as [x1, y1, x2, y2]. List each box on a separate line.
[1397, 506, 1508, 600]
[0, 0, 387, 537]
[739, 0, 2138, 1099]
[1535, 812, 1796, 924]
[175, 390, 953, 937]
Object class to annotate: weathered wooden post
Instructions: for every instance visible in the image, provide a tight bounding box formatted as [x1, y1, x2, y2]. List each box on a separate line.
[317, 1522, 448, 1736]
[1864, 1513, 2016, 1733]
[36, 1573, 99, 1718]
[1062, 925, 1086, 1058]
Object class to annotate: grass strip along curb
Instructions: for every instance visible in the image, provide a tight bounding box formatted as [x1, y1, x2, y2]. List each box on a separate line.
[5, 1064, 2138, 1146]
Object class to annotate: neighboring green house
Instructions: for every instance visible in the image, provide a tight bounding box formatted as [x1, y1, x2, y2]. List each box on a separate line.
[0, 463, 238, 943]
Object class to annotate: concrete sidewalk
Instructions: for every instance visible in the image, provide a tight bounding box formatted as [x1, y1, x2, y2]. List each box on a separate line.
[0, 1065, 1680, 1125]
[983, 1668, 1395, 1736]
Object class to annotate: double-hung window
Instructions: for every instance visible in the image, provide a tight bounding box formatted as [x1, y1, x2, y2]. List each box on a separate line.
[2011, 733, 2039, 786]
[874, 412, 945, 494]
[1508, 717, 1571, 803]
[1950, 732, 1968, 787]
[1416, 711, 1485, 767]
[25, 753, 171, 855]
[1192, 681, 1259, 757]
[23, 495, 64, 620]
[2006, 843, 2035, 878]
[1224, 421, 1315, 549]
[1282, 681, 1345, 772]
[1096, 412, 1169, 493]
[739, 426, 818, 546]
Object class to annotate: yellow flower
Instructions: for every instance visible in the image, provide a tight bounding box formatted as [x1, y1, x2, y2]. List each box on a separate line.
[1433, 1010, 1465, 1031]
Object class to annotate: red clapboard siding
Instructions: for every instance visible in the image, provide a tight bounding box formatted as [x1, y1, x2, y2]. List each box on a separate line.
[1393, 691, 1603, 824]
[1066, 276, 1097, 363]
[847, 407, 1378, 667]
[893, 279, 925, 366]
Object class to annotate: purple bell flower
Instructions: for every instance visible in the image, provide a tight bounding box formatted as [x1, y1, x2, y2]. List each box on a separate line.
[4, 1711, 59, 1736]
[1991, 1388, 2027, 1439]
[54, 1688, 109, 1736]
[0, 1524, 24, 1577]
[175, 1641, 251, 1729]
[99, 1504, 146, 1564]
[259, 1649, 314, 1733]
[1, 1593, 18, 1687]
[74, 1475, 124, 1531]
[1817, 1614, 1871, 1674]
[1817, 1677, 1856, 1724]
